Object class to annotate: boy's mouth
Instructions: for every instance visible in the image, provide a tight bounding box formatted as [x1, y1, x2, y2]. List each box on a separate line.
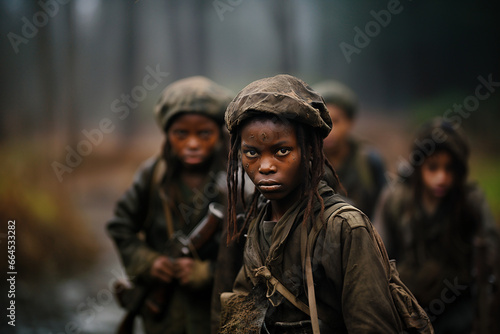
[183, 154, 205, 165]
[257, 180, 281, 192]
[433, 186, 449, 197]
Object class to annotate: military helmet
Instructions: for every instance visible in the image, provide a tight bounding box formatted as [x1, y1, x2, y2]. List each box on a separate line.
[312, 80, 358, 120]
[154, 76, 234, 132]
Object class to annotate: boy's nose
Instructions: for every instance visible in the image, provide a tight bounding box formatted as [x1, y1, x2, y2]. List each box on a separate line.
[259, 158, 276, 174]
[435, 169, 450, 183]
[186, 136, 200, 149]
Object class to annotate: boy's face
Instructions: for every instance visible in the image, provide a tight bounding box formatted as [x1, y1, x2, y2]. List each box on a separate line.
[323, 103, 353, 153]
[420, 151, 455, 200]
[167, 113, 221, 169]
[240, 118, 302, 204]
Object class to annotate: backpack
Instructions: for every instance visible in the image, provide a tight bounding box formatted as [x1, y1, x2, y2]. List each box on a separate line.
[300, 203, 434, 334]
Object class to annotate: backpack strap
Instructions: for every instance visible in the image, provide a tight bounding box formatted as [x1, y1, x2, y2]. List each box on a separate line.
[255, 203, 362, 334]
[300, 203, 359, 334]
[142, 156, 167, 231]
[254, 266, 311, 316]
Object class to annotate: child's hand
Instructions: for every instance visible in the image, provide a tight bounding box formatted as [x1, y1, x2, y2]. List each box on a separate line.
[174, 257, 195, 285]
[150, 255, 175, 283]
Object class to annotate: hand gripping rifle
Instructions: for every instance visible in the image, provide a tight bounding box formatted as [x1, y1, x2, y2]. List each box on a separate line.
[114, 202, 225, 334]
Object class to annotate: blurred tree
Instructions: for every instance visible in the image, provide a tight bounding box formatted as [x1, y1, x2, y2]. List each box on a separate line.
[272, 0, 297, 73]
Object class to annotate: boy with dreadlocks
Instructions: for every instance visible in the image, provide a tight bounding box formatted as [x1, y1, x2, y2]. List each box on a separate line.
[217, 74, 427, 333]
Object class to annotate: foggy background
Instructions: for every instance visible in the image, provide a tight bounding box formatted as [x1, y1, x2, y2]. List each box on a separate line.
[1, 0, 499, 333]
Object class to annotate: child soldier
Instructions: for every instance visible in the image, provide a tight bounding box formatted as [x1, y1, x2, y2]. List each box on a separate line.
[106, 76, 233, 334]
[374, 118, 500, 334]
[218, 74, 431, 333]
[312, 80, 386, 219]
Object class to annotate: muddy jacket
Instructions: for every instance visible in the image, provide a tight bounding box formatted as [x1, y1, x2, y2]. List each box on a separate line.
[107, 156, 227, 334]
[374, 182, 500, 333]
[220, 181, 402, 333]
[330, 137, 386, 219]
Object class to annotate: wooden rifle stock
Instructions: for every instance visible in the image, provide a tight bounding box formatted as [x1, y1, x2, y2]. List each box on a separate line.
[180, 202, 225, 254]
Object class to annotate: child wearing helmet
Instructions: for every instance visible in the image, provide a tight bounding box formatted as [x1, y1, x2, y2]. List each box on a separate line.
[107, 76, 233, 334]
[312, 80, 387, 219]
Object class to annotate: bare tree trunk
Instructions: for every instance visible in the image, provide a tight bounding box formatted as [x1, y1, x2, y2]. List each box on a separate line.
[166, 0, 182, 79]
[191, 0, 208, 76]
[62, 2, 78, 149]
[272, 0, 297, 74]
[35, 8, 58, 162]
[120, 1, 138, 136]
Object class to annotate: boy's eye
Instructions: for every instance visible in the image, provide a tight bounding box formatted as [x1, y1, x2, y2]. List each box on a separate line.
[426, 162, 438, 172]
[173, 130, 188, 138]
[198, 130, 213, 138]
[276, 148, 291, 157]
[243, 150, 258, 158]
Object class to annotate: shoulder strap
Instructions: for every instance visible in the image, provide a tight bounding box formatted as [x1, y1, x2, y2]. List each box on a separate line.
[143, 157, 174, 238]
[254, 266, 311, 316]
[255, 203, 363, 334]
[301, 203, 361, 334]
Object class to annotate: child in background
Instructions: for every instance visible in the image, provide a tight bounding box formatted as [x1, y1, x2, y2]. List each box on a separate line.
[218, 74, 426, 333]
[374, 118, 500, 334]
[107, 76, 233, 334]
[312, 80, 386, 219]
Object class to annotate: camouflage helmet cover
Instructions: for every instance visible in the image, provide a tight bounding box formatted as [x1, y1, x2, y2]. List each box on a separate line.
[154, 76, 234, 132]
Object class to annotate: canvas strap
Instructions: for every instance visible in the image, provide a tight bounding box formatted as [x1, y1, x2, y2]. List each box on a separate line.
[255, 204, 361, 334]
[254, 266, 311, 316]
[300, 203, 359, 334]
[159, 189, 175, 239]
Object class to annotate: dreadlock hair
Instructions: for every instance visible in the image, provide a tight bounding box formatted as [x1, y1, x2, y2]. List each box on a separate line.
[226, 113, 342, 244]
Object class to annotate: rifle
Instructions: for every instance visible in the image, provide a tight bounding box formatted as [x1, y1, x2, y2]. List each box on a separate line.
[114, 202, 225, 334]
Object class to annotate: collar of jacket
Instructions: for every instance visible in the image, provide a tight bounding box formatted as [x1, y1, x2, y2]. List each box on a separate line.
[244, 181, 336, 285]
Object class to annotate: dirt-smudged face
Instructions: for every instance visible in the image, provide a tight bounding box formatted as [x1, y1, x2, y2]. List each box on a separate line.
[240, 117, 302, 214]
[168, 113, 220, 170]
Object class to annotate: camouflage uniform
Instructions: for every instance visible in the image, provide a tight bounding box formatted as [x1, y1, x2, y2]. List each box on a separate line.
[218, 75, 405, 333]
[107, 76, 233, 334]
[313, 81, 386, 219]
[374, 118, 500, 334]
